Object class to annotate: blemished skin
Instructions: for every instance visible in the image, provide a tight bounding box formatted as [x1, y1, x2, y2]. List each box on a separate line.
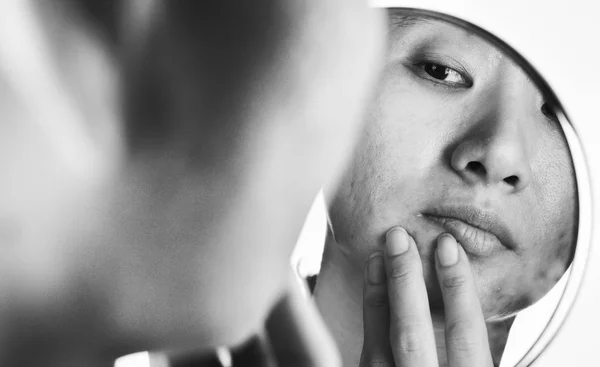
[327, 14, 577, 319]
[316, 11, 578, 367]
[0, 1, 384, 366]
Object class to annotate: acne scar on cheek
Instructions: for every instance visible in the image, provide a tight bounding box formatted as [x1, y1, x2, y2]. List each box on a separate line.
[554, 230, 575, 264]
[532, 258, 567, 295]
[509, 294, 533, 314]
[489, 287, 532, 317]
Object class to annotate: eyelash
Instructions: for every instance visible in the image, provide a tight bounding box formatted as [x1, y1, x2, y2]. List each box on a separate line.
[410, 59, 558, 123]
[417, 64, 559, 121]
[414, 61, 472, 88]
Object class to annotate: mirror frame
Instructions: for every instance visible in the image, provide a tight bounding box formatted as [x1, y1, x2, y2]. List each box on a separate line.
[367, 5, 594, 366]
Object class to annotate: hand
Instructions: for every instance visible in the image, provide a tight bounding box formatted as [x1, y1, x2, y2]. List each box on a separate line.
[359, 227, 494, 367]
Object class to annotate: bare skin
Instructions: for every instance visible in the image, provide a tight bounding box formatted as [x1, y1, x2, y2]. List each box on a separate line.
[316, 11, 576, 367]
[316, 228, 513, 367]
[360, 228, 496, 367]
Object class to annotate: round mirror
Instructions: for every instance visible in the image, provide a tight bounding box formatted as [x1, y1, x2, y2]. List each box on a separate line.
[292, 7, 591, 367]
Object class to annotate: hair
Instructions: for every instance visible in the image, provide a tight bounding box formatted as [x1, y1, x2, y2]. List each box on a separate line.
[387, 9, 437, 31]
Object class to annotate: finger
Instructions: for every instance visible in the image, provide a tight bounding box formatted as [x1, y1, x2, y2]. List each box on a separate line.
[384, 227, 438, 367]
[265, 271, 341, 367]
[434, 234, 493, 367]
[359, 252, 394, 367]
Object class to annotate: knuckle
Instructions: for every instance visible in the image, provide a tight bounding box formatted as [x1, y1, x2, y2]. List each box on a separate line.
[447, 336, 479, 356]
[388, 258, 419, 283]
[368, 360, 393, 367]
[390, 322, 426, 354]
[446, 321, 479, 353]
[360, 354, 393, 367]
[390, 266, 412, 281]
[365, 289, 388, 307]
[442, 275, 468, 296]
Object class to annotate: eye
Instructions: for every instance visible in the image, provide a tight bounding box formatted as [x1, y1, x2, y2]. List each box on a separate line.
[419, 62, 470, 87]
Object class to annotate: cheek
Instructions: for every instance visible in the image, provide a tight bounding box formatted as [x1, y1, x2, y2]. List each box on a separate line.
[475, 246, 571, 318]
[326, 121, 405, 237]
[474, 258, 539, 318]
[524, 228, 574, 302]
[326, 156, 382, 254]
[325, 94, 453, 255]
[530, 132, 577, 246]
[480, 136, 576, 316]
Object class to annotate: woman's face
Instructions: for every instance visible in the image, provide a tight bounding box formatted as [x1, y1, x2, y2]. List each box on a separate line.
[327, 16, 577, 320]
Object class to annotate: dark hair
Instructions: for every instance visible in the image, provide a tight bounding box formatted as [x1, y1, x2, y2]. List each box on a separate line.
[387, 9, 437, 31]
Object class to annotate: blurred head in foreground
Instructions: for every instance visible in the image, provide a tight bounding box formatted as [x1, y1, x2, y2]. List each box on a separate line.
[0, 0, 384, 364]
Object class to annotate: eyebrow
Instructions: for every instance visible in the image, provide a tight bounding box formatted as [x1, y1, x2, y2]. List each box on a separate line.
[388, 11, 435, 30]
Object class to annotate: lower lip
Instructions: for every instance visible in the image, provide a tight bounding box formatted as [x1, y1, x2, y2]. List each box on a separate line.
[422, 215, 503, 256]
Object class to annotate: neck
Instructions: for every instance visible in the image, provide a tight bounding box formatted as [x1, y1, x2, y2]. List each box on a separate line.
[313, 232, 510, 367]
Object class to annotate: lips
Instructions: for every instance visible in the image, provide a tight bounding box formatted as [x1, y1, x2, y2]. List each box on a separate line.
[422, 205, 517, 256]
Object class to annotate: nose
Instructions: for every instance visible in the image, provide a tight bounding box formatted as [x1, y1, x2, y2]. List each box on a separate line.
[450, 117, 533, 193]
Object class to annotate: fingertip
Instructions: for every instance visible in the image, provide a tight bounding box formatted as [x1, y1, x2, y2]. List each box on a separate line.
[385, 227, 410, 256]
[385, 226, 406, 241]
[436, 233, 459, 267]
[368, 250, 384, 260]
[366, 252, 386, 285]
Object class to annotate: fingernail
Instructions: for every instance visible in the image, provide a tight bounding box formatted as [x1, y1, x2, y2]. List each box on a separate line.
[437, 234, 459, 267]
[367, 253, 385, 285]
[385, 227, 410, 256]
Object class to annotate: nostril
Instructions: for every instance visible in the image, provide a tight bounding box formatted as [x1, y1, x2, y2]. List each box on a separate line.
[466, 161, 486, 176]
[504, 175, 519, 187]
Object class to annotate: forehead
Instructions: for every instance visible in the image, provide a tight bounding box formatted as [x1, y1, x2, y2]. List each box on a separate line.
[387, 13, 505, 68]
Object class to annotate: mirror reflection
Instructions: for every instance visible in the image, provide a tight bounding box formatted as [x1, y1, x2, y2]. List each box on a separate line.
[299, 8, 578, 367]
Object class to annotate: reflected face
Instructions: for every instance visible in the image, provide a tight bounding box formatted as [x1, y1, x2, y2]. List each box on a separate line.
[327, 15, 578, 320]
